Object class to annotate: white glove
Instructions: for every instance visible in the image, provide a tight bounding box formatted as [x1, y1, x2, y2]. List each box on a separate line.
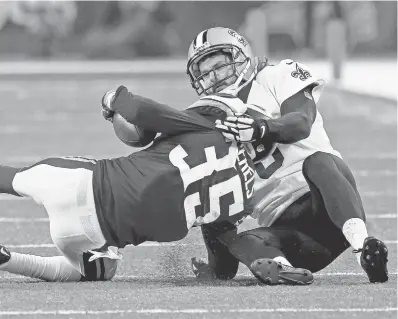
[215, 113, 268, 142]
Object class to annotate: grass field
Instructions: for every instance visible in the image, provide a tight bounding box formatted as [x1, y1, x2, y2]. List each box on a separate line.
[0, 73, 396, 319]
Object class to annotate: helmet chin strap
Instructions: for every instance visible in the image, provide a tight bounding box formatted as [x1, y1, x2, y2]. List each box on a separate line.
[220, 57, 258, 96]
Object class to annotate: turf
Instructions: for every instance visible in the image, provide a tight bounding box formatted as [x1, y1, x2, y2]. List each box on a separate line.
[0, 74, 396, 318]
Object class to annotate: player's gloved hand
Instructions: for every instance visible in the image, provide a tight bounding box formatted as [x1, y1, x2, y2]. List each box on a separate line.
[215, 113, 268, 143]
[191, 257, 216, 280]
[101, 90, 116, 122]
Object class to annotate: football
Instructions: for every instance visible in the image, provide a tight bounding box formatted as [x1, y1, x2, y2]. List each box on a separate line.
[112, 113, 156, 148]
[246, 105, 275, 160]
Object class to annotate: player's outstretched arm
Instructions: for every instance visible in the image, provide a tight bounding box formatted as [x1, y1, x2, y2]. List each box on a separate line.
[109, 86, 215, 135]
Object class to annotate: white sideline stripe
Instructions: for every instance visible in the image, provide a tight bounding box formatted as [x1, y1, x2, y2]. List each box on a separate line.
[0, 60, 186, 75]
[0, 308, 396, 316]
[0, 213, 396, 223]
[5, 240, 397, 249]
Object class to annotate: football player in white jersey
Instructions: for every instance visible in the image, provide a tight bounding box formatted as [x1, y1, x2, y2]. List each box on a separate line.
[187, 27, 388, 284]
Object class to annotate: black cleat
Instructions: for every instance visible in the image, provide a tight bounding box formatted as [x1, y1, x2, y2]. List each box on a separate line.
[0, 245, 11, 266]
[353, 237, 388, 283]
[250, 258, 314, 285]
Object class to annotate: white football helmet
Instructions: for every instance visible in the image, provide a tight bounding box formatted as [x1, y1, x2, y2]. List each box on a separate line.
[187, 27, 257, 96]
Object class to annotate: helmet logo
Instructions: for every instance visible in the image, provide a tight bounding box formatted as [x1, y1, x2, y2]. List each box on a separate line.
[227, 29, 248, 47]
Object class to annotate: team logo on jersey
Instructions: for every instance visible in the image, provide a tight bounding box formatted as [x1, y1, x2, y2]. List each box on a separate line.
[291, 63, 311, 81]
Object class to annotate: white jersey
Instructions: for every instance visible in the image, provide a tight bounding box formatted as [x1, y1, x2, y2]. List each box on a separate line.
[245, 59, 341, 226]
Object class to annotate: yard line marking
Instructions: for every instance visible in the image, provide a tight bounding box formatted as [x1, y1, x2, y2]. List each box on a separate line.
[361, 191, 397, 197]
[367, 214, 398, 218]
[346, 153, 397, 160]
[0, 307, 396, 316]
[113, 272, 398, 279]
[353, 170, 396, 177]
[0, 218, 48, 222]
[1, 214, 396, 223]
[316, 272, 398, 276]
[5, 240, 397, 249]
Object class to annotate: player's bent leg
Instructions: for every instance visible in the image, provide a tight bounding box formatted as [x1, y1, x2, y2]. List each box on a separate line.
[212, 224, 316, 284]
[12, 157, 96, 206]
[13, 156, 122, 281]
[240, 226, 335, 273]
[49, 192, 122, 280]
[233, 227, 318, 285]
[302, 151, 366, 228]
[0, 245, 82, 282]
[0, 245, 118, 282]
[272, 193, 349, 272]
[302, 152, 388, 282]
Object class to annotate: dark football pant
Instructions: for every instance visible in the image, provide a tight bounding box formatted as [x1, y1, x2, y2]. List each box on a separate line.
[207, 151, 366, 274]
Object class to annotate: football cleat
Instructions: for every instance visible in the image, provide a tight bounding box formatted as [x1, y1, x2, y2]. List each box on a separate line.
[353, 236, 388, 283]
[250, 258, 314, 285]
[0, 245, 11, 266]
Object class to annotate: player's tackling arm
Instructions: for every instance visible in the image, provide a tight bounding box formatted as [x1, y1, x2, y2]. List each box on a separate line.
[265, 85, 317, 144]
[111, 86, 214, 135]
[216, 60, 322, 144]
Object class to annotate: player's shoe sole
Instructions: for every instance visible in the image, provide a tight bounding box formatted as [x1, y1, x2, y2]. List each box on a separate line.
[250, 258, 314, 285]
[356, 237, 388, 283]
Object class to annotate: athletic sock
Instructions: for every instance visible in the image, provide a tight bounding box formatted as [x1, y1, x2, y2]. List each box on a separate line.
[0, 252, 82, 282]
[273, 256, 293, 267]
[342, 218, 369, 266]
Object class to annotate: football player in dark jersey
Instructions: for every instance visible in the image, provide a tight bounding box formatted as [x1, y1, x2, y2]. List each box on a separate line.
[0, 87, 257, 282]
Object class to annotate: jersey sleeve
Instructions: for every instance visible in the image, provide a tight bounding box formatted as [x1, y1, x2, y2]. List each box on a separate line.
[257, 59, 325, 106]
[112, 86, 215, 135]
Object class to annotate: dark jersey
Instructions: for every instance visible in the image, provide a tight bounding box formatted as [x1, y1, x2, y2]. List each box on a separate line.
[93, 86, 255, 248]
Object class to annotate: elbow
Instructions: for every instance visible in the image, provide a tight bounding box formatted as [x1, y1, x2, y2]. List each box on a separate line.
[294, 114, 312, 141]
